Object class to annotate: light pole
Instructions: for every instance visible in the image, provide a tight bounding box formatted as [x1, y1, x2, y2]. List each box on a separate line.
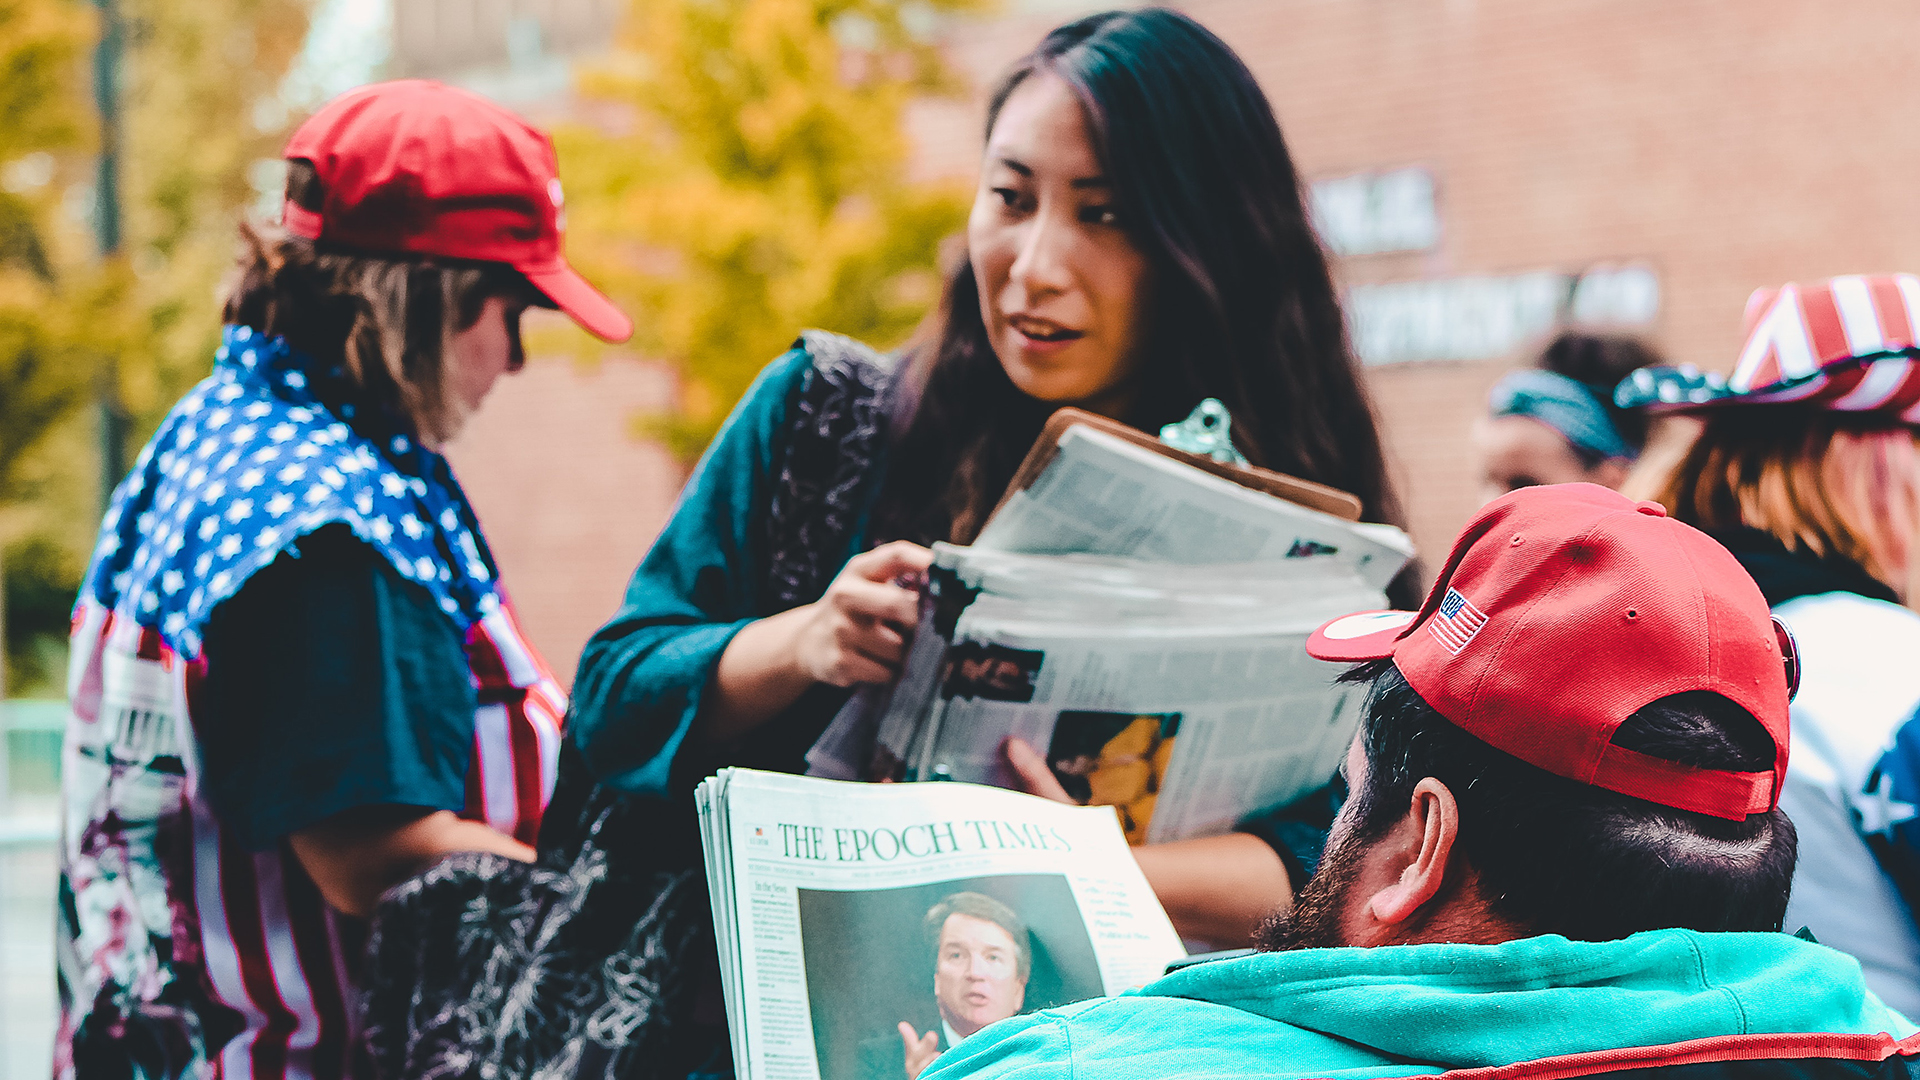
[92, 0, 127, 514]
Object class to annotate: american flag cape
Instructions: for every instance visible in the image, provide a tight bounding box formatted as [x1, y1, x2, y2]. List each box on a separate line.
[56, 324, 565, 1080]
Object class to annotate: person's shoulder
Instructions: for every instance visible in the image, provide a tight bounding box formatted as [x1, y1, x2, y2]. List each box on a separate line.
[1774, 590, 1920, 734]
[1775, 589, 1920, 646]
[921, 996, 1264, 1080]
[750, 331, 897, 398]
[917, 1009, 1074, 1080]
[720, 331, 895, 437]
[793, 329, 898, 385]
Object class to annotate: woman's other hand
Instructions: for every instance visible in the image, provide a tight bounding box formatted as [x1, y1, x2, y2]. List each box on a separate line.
[1002, 736, 1078, 804]
[1004, 735, 1293, 945]
[706, 541, 932, 739]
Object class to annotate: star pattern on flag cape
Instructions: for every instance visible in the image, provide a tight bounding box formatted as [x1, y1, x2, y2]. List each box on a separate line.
[82, 325, 503, 658]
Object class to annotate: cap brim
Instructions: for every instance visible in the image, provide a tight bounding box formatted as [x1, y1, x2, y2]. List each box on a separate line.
[1305, 610, 1418, 662]
[521, 259, 634, 343]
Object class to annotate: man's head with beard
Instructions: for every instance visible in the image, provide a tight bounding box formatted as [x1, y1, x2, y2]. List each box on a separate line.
[1261, 485, 1800, 953]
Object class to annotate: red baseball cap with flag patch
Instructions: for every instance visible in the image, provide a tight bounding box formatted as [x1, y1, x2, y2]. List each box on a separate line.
[281, 79, 632, 343]
[1306, 483, 1796, 821]
[1616, 274, 1920, 418]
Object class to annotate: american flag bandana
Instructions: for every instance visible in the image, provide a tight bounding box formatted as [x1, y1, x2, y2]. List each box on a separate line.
[80, 324, 504, 657]
[1428, 588, 1488, 656]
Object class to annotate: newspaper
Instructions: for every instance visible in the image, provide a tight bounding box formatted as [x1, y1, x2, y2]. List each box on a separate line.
[847, 547, 1377, 842]
[974, 424, 1413, 589]
[805, 419, 1411, 841]
[698, 768, 1185, 1080]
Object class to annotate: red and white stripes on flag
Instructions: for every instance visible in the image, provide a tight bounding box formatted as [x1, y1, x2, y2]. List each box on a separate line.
[61, 593, 565, 1080]
[466, 603, 567, 846]
[1428, 588, 1489, 656]
[1729, 274, 1920, 419]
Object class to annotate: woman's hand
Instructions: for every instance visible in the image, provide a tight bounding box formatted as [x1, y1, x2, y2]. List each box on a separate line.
[1004, 735, 1293, 944]
[794, 541, 934, 686]
[706, 541, 933, 739]
[1002, 736, 1078, 803]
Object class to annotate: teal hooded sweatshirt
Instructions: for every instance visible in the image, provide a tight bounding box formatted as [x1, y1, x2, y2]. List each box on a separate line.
[919, 930, 1916, 1080]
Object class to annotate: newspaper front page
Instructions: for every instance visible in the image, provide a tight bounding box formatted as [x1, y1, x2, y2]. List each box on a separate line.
[698, 769, 1184, 1080]
[974, 425, 1413, 589]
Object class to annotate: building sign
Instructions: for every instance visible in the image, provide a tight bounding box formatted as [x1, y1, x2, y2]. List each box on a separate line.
[1348, 264, 1660, 366]
[1310, 167, 1439, 257]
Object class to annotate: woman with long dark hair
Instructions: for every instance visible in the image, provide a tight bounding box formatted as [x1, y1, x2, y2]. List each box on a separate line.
[874, 12, 1399, 547]
[522, 13, 1406, 1073]
[574, 5, 1402, 938]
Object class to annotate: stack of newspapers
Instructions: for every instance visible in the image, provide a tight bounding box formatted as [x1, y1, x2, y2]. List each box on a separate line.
[697, 768, 1186, 1080]
[699, 416, 1415, 1079]
[807, 418, 1415, 845]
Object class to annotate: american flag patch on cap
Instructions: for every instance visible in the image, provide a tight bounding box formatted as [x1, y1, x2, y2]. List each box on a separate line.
[1429, 588, 1488, 655]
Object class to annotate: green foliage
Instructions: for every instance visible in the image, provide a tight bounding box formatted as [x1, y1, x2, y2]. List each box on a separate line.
[0, 0, 92, 163]
[108, 0, 310, 433]
[0, 0, 93, 502]
[0, 310, 89, 504]
[4, 533, 80, 695]
[0, 0, 307, 691]
[559, 0, 989, 457]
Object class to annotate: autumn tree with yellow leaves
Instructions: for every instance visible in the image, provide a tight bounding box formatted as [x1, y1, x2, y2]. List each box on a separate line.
[558, 0, 990, 456]
[0, 0, 305, 694]
[0, 0, 96, 697]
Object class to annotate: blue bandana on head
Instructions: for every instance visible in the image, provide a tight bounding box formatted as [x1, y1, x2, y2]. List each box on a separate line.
[82, 324, 503, 657]
[1488, 369, 1637, 463]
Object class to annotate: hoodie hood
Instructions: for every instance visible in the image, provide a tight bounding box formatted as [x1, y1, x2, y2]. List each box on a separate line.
[1146, 930, 1914, 1071]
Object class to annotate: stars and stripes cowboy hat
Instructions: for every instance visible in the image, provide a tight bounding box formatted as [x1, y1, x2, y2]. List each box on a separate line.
[1615, 274, 1920, 418]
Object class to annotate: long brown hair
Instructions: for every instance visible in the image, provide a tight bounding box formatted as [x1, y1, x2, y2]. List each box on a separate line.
[221, 160, 538, 444]
[1626, 408, 1920, 597]
[874, 8, 1401, 548]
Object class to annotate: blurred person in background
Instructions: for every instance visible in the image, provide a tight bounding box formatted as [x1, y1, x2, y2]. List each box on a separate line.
[1618, 274, 1920, 1019]
[1473, 331, 1657, 504]
[542, 7, 1409, 1075]
[55, 81, 630, 1080]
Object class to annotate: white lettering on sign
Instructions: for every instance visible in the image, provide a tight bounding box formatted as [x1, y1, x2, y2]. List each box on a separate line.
[1347, 265, 1660, 366]
[1310, 168, 1439, 257]
[1570, 265, 1661, 327]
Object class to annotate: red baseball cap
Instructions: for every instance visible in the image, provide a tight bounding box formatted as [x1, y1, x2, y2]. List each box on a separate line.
[281, 80, 633, 343]
[1306, 483, 1796, 820]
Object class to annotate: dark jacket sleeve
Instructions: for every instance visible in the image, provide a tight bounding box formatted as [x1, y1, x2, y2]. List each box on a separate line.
[569, 349, 813, 798]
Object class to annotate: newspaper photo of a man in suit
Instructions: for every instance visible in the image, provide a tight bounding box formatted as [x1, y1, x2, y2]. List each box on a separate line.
[859, 892, 1032, 1080]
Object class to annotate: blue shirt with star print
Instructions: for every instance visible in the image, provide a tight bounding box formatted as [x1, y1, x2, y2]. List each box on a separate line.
[79, 324, 508, 848]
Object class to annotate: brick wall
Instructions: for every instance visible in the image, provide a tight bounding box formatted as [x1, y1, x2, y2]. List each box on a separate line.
[913, 0, 1920, 568]
[450, 0, 1920, 679]
[444, 317, 684, 685]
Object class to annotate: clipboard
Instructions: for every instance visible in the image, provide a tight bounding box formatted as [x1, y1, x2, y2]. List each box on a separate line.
[985, 408, 1365, 525]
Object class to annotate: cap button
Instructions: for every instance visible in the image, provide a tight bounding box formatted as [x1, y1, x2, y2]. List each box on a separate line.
[1635, 501, 1667, 518]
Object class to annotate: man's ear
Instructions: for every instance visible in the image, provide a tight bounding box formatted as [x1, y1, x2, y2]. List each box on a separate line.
[1361, 777, 1461, 927]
